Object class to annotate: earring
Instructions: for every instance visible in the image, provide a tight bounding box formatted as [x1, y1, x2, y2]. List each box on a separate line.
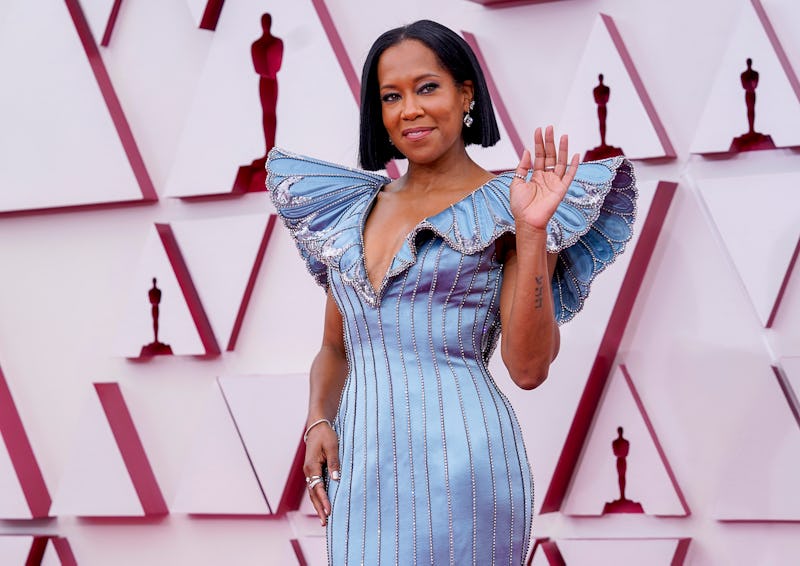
[463, 100, 475, 128]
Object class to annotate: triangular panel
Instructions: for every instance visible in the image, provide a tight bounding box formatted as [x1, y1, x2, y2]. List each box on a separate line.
[172, 381, 269, 515]
[556, 14, 673, 160]
[557, 538, 690, 566]
[0, 365, 50, 519]
[776, 359, 800, 431]
[51, 384, 145, 517]
[529, 539, 566, 566]
[169, 213, 276, 351]
[218, 374, 309, 513]
[80, 0, 117, 44]
[165, 0, 360, 197]
[714, 364, 800, 520]
[0, 0, 152, 214]
[563, 366, 687, 516]
[461, 30, 524, 171]
[114, 225, 212, 357]
[184, 0, 208, 27]
[0, 536, 34, 565]
[697, 172, 800, 327]
[42, 538, 78, 566]
[691, 0, 800, 154]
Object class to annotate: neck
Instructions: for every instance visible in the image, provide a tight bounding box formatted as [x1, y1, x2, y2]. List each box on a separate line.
[401, 145, 482, 194]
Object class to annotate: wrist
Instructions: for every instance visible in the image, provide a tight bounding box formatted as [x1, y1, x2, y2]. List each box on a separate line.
[515, 222, 549, 247]
[303, 418, 333, 443]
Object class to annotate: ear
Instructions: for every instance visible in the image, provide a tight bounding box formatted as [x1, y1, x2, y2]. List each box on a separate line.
[461, 80, 475, 111]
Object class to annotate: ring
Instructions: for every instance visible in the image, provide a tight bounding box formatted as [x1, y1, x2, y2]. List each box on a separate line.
[512, 173, 526, 181]
[305, 475, 322, 484]
[544, 165, 556, 171]
[308, 478, 324, 490]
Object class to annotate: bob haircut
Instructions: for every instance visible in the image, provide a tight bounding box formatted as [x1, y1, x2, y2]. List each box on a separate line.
[358, 20, 501, 171]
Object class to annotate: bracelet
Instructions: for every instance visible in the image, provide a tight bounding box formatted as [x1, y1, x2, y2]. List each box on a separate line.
[303, 418, 332, 443]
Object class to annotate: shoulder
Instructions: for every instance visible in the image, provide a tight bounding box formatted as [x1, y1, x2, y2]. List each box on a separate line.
[266, 147, 389, 290]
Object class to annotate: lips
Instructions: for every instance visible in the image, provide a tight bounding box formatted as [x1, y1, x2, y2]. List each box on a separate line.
[402, 127, 434, 141]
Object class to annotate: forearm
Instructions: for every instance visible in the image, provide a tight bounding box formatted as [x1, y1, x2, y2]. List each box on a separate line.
[501, 225, 560, 389]
[306, 345, 349, 425]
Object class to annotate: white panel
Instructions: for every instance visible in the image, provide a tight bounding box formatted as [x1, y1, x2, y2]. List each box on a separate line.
[80, 0, 117, 42]
[172, 382, 269, 515]
[165, 0, 360, 197]
[0, 536, 33, 565]
[41, 540, 61, 566]
[0, 0, 141, 212]
[698, 172, 800, 326]
[563, 368, 685, 516]
[556, 16, 667, 160]
[114, 226, 206, 357]
[184, 0, 208, 27]
[0, 436, 30, 519]
[530, 546, 551, 566]
[296, 536, 328, 566]
[783, 357, 800, 404]
[713, 364, 800, 519]
[771, 246, 800, 356]
[691, 0, 800, 153]
[218, 374, 309, 511]
[51, 389, 144, 517]
[558, 539, 681, 566]
[170, 214, 269, 350]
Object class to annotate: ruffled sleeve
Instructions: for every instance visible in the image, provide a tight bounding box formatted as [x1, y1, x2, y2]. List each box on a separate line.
[266, 147, 388, 291]
[537, 156, 637, 324]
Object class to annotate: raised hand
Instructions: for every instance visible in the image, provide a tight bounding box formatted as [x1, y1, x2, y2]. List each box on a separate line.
[509, 125, 579, 232]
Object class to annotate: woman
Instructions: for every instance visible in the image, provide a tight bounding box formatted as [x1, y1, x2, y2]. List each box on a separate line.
[267, 19, 636, 565]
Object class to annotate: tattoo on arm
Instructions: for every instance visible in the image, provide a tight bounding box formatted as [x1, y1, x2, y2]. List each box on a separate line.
[534, 275, 543, 309]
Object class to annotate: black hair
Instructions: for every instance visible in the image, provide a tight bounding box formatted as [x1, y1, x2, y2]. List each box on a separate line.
[358, 20, 501, 171]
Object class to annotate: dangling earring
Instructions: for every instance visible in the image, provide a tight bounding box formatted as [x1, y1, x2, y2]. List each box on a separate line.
[463, 100, 475, 128]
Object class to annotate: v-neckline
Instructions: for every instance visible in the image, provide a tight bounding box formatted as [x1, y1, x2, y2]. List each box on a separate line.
[358, 174, 502, 301]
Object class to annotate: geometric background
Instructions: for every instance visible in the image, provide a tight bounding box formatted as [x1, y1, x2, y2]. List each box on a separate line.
[1, 0, 799, 564]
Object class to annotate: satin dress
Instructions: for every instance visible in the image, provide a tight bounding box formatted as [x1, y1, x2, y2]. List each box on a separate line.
[267, 148, 636, 566]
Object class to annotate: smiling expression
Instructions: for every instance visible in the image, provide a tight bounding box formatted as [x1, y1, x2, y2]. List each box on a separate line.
[377, 39, 474, 167]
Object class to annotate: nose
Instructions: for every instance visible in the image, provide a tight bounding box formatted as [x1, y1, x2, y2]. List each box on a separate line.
[400, 95, 423, 120]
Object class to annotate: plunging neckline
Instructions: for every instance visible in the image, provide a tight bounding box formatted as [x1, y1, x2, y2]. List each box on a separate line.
[358, 174, 503, 300]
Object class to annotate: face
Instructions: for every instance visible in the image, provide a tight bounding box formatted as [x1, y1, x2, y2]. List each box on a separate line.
[377, 39, 473, 166]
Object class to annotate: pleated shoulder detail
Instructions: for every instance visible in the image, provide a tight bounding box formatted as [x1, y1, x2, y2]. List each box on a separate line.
[266, 147, 388, 294]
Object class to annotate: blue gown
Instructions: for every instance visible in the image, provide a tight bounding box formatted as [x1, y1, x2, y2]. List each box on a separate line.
[267, 148, 636, 565]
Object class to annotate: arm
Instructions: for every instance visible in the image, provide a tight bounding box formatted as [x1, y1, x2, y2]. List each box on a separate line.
[304, 289, 348, 526]
[499, 125, 577, 389]
[499, 233, 560, 390]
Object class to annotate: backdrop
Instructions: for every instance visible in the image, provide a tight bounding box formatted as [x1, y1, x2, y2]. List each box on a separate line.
[0, 0, 798, 564]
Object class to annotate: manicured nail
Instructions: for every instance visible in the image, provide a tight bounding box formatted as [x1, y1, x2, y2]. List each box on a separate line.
[331, 470, 340, 481]
[320, 518, 325, 526]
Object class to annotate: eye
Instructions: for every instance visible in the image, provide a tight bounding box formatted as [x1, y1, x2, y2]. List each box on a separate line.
[381, 92, 400, 103]
[418, 82, 439, 94]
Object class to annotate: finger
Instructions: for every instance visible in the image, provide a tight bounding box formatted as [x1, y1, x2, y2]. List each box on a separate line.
[562, 152, 580, 187]
[532, 127, 545, 171]
[544, 125, 557, 170]
[310, 481, 331, 526]
[555, 134, 569, 177]
[303, 460, 330, 524]
[512, 149, 532, 184]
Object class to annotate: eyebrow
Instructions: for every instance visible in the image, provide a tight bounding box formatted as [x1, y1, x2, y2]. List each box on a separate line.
[379, 73, 442, 90]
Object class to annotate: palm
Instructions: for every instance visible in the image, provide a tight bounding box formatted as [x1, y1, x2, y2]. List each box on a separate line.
[510, 126, 579, 232]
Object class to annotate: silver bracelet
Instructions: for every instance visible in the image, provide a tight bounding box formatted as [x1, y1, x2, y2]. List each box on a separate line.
[303, 418, 332, 443]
